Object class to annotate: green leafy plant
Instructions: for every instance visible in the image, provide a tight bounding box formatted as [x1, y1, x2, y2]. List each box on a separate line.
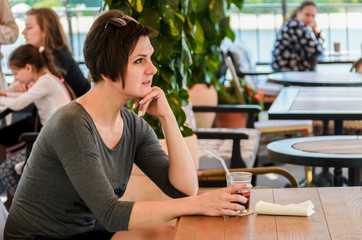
[102, 0, 243, 138]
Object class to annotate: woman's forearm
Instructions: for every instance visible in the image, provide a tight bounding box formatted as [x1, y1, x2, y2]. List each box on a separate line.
[128, 185, 248, 230]
[159, 114, 198, 196]
[128, 197, 195, 230]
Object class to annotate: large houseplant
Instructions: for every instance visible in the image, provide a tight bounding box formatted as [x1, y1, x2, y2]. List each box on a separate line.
[102, 0, 243, 138]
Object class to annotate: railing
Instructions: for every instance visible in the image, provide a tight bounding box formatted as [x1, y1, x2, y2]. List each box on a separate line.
[230, 3, 362, 63]
[3, 3, 362, 73]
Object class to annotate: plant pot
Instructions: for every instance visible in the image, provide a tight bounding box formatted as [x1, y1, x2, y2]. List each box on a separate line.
[214, 112, 247, 128]
[188, 83, 218, 128]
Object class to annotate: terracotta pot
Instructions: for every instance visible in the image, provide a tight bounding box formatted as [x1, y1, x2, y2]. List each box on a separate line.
[214, 112, 247, 128]
[188, 83, 218, 128]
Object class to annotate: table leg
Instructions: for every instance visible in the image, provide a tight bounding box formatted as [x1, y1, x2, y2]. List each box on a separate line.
[230, 139, 247, 168]
[332, 121, 346, 186]
[315, 120, 333, 187]
[333, 167, 343, 186]
[348, 168, 361, 186]
[334, 120, 344, 135]
[322, 120, 329, 135]
[313, 167, 333, 187]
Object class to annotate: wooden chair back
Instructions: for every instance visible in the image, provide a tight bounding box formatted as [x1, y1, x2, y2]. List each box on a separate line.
[198, 167, 299, 188]
[350, 58, 362, 73]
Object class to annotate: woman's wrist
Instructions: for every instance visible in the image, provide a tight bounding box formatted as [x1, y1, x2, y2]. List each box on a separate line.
[158, 112, 176, 127]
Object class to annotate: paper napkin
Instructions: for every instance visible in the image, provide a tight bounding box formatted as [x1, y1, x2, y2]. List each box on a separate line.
[255, 200, 315, 216]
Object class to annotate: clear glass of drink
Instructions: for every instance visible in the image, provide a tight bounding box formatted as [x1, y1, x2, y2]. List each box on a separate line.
[226, 172, 252, 214]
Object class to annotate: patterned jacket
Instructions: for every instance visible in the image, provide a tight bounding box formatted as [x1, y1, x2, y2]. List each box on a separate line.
[271, 18, 323, 72]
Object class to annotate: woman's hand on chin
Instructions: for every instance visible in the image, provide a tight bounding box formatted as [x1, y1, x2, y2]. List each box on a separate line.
[133, 87, 173, 119]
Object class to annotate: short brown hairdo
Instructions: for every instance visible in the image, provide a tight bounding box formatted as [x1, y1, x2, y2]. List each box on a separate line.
[83, 10, 156, 85]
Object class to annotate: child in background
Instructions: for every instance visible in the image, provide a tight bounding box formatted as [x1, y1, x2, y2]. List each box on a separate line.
[0, 44, 72, 166]
[0, 44, 72, 209]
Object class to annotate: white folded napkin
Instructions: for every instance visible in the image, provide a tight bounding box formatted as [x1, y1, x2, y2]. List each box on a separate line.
[255, 200, 315, 216]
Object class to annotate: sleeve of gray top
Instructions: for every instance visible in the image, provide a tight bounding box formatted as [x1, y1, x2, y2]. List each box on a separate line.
[133, 117, 188, 198]
[45, 109, 134, 232]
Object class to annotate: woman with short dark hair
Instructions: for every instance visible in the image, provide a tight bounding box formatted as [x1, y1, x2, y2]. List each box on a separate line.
[272, 1, 324, 72]
[5, 10, 249, 240]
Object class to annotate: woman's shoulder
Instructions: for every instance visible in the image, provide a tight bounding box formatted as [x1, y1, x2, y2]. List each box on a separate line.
[284, 18, 304, 28]
[51, 101, 90, 124]
[52, 48, 74, 63]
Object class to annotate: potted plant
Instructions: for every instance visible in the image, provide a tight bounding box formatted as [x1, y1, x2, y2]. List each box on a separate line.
[102, 0, 244, 135]
[215, 77, 264, 128]
[186, 1, 244, 128]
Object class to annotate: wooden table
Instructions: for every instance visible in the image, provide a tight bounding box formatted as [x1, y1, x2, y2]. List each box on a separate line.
[268, 87, 362, 186]
[257, 52, 360, 66]
[173, 187, 362, 240]
[267, 136, 362, 186]
[268, 87, 362, 135]
[268, 72, 362, 87]
[317, 52, 361, 64]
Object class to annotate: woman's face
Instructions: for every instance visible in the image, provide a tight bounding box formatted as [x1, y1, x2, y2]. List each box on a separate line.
[22, 15, 45, 47]
[121, 36, 157, 98]
[296, 5, 317, 26]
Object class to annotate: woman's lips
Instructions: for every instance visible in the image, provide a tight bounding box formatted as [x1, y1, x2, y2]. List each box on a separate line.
[142, 80, 152, 86]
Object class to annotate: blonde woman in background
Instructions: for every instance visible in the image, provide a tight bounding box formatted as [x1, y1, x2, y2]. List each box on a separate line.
[0, 0, 18, 90]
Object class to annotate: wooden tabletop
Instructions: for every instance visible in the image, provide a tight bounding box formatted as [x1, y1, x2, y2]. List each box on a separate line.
[268, 86, 362, 135]
[172, 187, 362, 240]
[268, 87, 362, 119]
[267, 136, 362, 186]
[293, 139, 362, 154]
[268, 72, 362, 86]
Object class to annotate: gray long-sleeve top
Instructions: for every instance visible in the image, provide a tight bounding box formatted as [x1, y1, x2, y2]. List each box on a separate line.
[4, 101, 187, 239]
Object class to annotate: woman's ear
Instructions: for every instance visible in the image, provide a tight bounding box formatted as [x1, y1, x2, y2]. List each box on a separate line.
[25, 63, 33, 73]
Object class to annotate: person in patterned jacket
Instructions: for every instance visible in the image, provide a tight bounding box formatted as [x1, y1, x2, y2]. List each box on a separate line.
[272, 1, 323, 72]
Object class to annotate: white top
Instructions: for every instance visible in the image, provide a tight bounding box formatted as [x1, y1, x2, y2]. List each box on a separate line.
[0, 73, 71, 125]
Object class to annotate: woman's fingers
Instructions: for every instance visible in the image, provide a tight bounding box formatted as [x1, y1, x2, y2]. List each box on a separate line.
[196, 186, 250, 216]
[134, 87, 170, 117]
[132, 99, 141, 109]
[137, 96, 154, 116]
[226, 183, 252, 193]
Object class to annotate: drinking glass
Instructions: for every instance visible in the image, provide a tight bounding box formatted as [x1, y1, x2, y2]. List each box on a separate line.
[333, 42, 341, 53]
[226, 172, 252, 214]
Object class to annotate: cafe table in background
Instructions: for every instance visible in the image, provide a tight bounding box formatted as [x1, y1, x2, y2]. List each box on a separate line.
[172, 187, 362, 240]
[268, 71, 362, 87]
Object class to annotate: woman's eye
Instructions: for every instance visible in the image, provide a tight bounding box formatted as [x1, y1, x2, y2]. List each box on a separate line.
[135, 59, 142, 64]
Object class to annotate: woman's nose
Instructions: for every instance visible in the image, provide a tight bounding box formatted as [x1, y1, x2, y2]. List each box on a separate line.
[147, 62, 157, 75]
[22, 28, 27, 35]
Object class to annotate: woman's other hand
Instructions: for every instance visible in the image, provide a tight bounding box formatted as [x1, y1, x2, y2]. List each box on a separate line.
[134, 86, 173, 119]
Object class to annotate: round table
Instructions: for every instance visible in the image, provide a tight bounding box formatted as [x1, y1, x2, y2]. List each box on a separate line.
[267, 136, 362, 186]
[268, 72, 362, 86]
